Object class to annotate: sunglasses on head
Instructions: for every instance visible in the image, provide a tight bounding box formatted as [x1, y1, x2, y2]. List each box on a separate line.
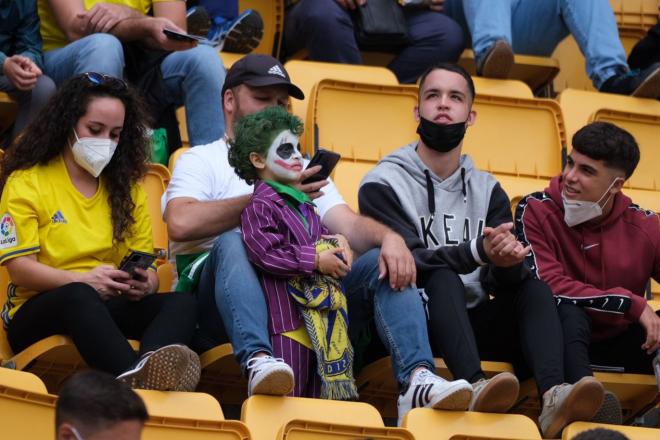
[82, 72, 127, 90]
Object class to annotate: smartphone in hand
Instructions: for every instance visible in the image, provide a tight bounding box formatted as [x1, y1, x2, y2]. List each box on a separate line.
[163, 28, 206, 43]
[301, 149, 341, 185]
[119, 250, 157, 278]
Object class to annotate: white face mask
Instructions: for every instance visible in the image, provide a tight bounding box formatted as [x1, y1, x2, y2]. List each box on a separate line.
[562, 178, 621, 227]
[70, 130, 118, 178]
[265, 130, 303, 182]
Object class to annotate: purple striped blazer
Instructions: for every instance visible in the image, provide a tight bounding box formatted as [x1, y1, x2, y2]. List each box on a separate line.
[241, 181, 328, 335]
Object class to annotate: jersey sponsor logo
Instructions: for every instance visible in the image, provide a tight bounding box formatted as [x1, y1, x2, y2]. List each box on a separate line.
[51, 210, 67, 224]
[0, 213, 17, 249]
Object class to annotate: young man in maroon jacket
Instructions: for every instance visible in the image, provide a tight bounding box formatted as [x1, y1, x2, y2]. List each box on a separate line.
[516, 121, 660, 422]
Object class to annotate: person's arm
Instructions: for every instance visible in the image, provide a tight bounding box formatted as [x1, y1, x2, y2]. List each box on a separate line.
[358, 182, 487, 274]
[515, 194, 647, 322]
[14, 1, 44, 69]
[241, 199, 317, 277]
[152, 0, 187, 30]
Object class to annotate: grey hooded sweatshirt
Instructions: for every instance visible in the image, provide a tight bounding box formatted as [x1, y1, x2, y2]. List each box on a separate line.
[359, 143, 529, 309]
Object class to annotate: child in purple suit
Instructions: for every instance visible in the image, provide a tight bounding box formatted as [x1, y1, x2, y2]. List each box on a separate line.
[228, 106, 358, 399]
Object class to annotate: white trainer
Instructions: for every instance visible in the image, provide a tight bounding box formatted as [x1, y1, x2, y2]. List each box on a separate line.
[246, 355, 295, 396]
[397, 369, 472, 425]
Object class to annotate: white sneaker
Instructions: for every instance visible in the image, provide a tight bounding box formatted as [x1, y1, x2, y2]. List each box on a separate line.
[397, 369, 472, 425]
[246, 355, 294, 396]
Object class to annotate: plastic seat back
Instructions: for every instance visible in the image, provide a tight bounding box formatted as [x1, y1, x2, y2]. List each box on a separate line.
[241, 395, 386, 440]
[403, 408, 542, 440]
[140, 164, 171, 260]
[280, 419, 414, 440]
[0, 369, 56, 438]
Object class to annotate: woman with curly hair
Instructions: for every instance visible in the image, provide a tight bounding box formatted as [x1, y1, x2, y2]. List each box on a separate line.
[0, 73, 200, 391]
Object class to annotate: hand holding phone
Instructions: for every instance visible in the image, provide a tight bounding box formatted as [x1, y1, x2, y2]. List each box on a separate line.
[163, 28, 206, 43]
[301, 149, 341, 185]
[119, 250, 157, 278]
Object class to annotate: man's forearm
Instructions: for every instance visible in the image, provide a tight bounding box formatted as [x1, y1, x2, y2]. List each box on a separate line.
[166, 195, 251, 242]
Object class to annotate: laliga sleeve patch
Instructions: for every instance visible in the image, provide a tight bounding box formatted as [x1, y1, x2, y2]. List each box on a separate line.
[0, 213, 18, 249]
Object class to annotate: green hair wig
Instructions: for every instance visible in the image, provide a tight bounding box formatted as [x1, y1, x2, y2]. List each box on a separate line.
[228, 106, 304, 184]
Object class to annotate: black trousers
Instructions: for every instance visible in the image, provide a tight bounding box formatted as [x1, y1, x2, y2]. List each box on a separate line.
[422, 268, 564, 396]
[7, 282, 197, 375]
[558, 303, 657, 381]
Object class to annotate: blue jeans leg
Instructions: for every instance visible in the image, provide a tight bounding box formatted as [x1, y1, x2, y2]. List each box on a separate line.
[284, 0, 362, 63]
[388, 9, 465, 83]
[197, 230, 272, 370]
[160, 44, 226, 146]
[44, 34, 124, 86]
[344, 248, 435, 388]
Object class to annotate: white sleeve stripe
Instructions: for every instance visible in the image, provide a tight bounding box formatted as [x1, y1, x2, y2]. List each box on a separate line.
[470, 238, 486, 265]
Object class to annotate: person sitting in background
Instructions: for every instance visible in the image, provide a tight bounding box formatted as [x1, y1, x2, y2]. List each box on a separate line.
[282, 0, 465, 84]
[0, 0, 55, 144]
[442, 0, 660, 98]
[38, 0, 225, 147]
[56, 370, 148, 440]
[228, 106, 360, 399]
[516, 122, 660, 425]
[0, 73, 199, 391]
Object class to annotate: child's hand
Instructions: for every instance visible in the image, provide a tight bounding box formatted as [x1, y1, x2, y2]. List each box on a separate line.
[317, 248, 350, 279]
[322, 234, 353, 267]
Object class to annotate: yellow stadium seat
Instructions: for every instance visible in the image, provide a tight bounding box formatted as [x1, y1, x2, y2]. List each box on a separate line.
[279, 419, 414, 440]
[356, 356, 515, 419]
[459, 49, 560, 94]
[562, 421, 660, 440]
[609, 0, 659, 31]
[168, 146, 190, 175]
[304, 79, 419, 210]
[0, 92, 18, 134]
[242, 394, 400, 440]
[652, 280, 660, 300]
[135, 389, 226, 422]
[473, 77, 534, 99]
[157, 262, 175, 292]
[0, 368, 57, 438]
[284, 60, 399, 123]
[141, 164, 171, 260]
[176, 106, 189, 148]
[403, 408, 542, 440]
[197, 343, 248, 406]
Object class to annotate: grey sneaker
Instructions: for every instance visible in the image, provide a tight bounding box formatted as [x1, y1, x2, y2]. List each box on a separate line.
[476, 40, 514, 79]
[246, 355, 294, 396]
[117, 344, 201, 392]
[469, 372, 520, 413]
[397, 369, 473, 426]
[591, 390, 623, 425]
[539, 376, 604, 438]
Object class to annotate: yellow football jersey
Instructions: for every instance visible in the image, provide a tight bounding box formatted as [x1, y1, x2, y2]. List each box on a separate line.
[0, 154, 153, 323]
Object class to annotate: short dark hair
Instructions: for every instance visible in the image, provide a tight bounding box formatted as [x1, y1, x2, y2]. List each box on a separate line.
[418, 63, 476, 103]
[56, 370, 148, 435]
[571, 121, 640, 178]
[571, 428, 629, 440]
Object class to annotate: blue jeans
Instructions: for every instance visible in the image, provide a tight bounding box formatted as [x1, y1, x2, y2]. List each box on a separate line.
[443, 0, 627, 88]
[44, 34, 225, 145]
[284, 0, 465, 84]
[197, 231, 435, 386]
[0, 74, 56, 142]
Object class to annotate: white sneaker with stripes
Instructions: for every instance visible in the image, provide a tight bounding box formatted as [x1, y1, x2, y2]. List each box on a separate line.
[397, 369, 473, 425]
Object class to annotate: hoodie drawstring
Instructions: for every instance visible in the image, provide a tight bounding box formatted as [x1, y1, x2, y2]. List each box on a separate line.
[460, 167, 467, 204]
[424, 169, 435, 219]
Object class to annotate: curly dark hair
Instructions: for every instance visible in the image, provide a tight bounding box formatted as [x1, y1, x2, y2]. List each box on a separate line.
[227, 106, 303, 184]
[0, 74, 151, 243]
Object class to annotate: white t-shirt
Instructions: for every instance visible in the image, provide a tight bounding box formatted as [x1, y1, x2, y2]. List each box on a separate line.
[163, 138, 346, 261]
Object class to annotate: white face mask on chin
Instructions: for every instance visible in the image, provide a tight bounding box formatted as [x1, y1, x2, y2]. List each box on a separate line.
[562, 178, 621, 227]
[70, 130, 118, 178]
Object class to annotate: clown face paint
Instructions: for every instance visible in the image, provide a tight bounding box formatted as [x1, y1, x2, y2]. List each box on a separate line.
[266, 129, 303, 183]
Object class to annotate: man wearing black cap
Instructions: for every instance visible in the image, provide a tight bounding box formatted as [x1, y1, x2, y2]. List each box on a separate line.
[164, 54, 476, 420]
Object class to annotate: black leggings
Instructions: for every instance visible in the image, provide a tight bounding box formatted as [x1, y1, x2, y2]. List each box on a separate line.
[422, 268, 564, 396]
[7, 282, 197, 375]
[558, 303, 657, 381]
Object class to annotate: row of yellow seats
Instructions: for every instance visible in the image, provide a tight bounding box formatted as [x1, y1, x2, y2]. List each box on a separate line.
[3, 367, 659, 440]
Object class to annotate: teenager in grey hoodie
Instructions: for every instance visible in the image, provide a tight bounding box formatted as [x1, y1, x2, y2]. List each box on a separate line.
[358, 63, 606, 439]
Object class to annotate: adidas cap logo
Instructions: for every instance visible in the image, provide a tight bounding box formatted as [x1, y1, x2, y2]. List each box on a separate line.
[268, 65, 286, 78]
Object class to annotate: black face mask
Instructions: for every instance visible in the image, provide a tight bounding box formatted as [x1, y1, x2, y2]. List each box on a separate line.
[416, 116, 468, 153]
